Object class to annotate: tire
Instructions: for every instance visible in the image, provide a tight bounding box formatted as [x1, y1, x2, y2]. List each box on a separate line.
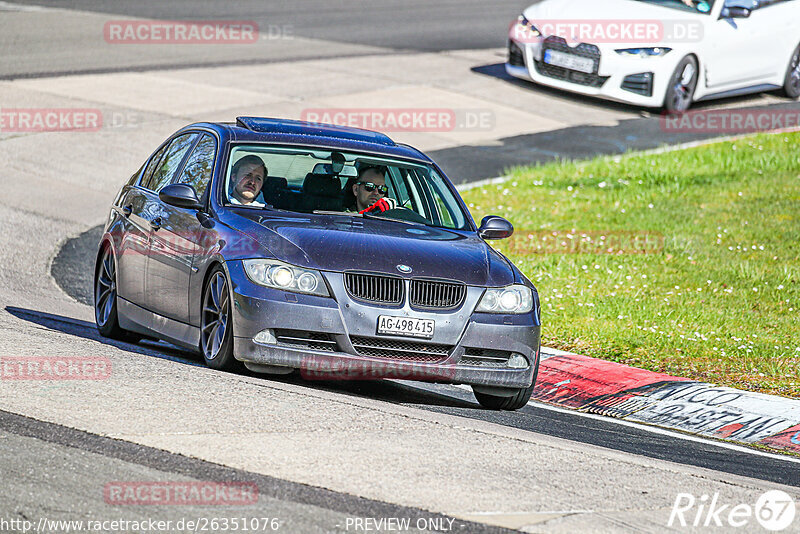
[664, 55, 699, 114]
[200, 266, 241, 371]
[784, 44, 800, 99]
[94, 245, 139, 342]
[472, 351, 540, 411]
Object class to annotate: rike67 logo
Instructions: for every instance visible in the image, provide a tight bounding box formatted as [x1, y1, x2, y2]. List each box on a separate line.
[669, 490, 796, 531]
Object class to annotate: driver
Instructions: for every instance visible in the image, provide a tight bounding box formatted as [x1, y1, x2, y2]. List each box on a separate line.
[230, 155, 267, 206]
[348, 165, 397, 213]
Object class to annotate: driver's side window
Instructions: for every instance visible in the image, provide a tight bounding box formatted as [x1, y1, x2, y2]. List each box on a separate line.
[175, 134, 216, 199]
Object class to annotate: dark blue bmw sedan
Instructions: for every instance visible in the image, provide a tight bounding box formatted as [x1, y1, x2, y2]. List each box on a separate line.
[95, 117, 541, 410]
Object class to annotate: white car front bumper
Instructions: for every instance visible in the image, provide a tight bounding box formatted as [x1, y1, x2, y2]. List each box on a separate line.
[507, 37, 682, 108]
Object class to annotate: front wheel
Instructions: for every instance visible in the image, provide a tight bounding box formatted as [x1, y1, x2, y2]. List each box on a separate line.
[200, 266, 241, 371]
[94, 245, 138, 342]
[784, 44, 800, 99]
[664, 56, 698, 114]
[473, 353, 540, 410]
[473, 382, 535, 410]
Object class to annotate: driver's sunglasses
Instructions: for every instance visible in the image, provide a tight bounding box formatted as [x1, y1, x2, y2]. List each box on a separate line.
[358, 182, 388, 195]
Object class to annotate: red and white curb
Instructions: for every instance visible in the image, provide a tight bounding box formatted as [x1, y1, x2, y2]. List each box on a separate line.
[535, 348, 800, 455]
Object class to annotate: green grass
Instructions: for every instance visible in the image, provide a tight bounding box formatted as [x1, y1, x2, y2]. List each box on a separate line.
[462, 132, 800, 397]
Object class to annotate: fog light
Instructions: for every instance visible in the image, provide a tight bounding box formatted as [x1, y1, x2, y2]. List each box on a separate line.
[507, 353, 528, 368]
[254, 329, 277, 345]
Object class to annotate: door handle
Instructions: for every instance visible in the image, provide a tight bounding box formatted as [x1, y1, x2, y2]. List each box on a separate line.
[150, 217, 162, 231]
[122, 204, 132, 217]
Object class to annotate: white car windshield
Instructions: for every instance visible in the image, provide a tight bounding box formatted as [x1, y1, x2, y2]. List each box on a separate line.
[224, 145, 470, 230]
[631, 0, 716, 13]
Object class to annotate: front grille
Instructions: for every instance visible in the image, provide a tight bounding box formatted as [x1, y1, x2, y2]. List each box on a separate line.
[274, 329, 337, 352]
[535, 36, 608, 88]
[344, 272, 404, 305]
[461, 348, 513, 368]
[534, 61, 609, 88]
[621, 72, 654, 96]
[350, 336, 452, 363]
[508, 40, 525, 67]
[409, 279, 466, 309]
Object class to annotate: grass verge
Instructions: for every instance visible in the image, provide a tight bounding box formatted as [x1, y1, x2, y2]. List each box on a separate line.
[462, 132, 800, 397]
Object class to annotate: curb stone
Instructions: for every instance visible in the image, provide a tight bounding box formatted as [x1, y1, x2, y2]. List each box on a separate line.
[536, 348, 800, 455]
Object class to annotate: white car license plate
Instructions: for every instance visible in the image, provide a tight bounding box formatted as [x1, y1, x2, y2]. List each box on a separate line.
[544, 49, 595, 74]
[377, 316, 435, 339]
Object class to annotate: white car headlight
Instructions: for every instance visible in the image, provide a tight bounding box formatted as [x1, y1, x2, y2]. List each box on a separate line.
[243, 259, 329, 297]
[476, 285, 533, 314]
[615, 47, 672, 58]
[511, 14, 541, 41]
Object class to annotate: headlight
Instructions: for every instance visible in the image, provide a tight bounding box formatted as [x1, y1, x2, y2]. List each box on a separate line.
[510, 14, 541, 42]
[615, 47, 672, 58]
[243, 259, 330, 297]
[476, 285, 533, 314]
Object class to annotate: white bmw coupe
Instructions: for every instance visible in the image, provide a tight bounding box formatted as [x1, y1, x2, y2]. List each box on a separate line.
[506, 0, 800, 111]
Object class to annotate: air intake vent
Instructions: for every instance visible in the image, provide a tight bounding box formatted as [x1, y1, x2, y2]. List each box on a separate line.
[274, 330, 337, 352]
[344, 272, 404, 305]
[350, 336, 452, 362]
[508, 40, 525, 67]
[410, 279, 466, 309]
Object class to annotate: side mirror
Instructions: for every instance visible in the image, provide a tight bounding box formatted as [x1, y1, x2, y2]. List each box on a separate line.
[159, 183, 202, 210]
[478, 215, 514, 240]
[720, 6, 751, 18]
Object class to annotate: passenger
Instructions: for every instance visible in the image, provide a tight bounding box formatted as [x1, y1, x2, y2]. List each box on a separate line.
[230, 155, 267, 206]
[344, 165, 396, 213]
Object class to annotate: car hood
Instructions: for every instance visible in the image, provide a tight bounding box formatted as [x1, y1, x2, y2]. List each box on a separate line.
[524, 0, 705, 47]
[232, 212, 517, 287]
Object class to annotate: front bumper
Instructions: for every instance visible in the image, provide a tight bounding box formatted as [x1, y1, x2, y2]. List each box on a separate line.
[228, 261, 540, 389]
[507, 38, 677, 108]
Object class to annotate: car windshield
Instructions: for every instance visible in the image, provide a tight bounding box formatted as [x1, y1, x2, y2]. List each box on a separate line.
[224, 145, 470, 230]
[630, 0, 715, 13]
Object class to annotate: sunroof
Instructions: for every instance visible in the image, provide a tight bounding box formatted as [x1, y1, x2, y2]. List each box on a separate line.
[236, 117, 396, 147]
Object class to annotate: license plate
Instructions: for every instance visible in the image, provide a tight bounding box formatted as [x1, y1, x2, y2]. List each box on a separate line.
[543, 49, 595, 74]
[377, 316, 435, 339]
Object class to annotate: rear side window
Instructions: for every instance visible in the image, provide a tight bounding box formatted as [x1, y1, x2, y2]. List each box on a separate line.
[140, 144, 168, 188]
[142, 133, 197, 192]
[175, 134, 216, 199]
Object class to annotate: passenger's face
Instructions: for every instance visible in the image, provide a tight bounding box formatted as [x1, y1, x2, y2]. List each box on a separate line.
[353, 170, 386, 211]
[233, 163, 265, 203]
